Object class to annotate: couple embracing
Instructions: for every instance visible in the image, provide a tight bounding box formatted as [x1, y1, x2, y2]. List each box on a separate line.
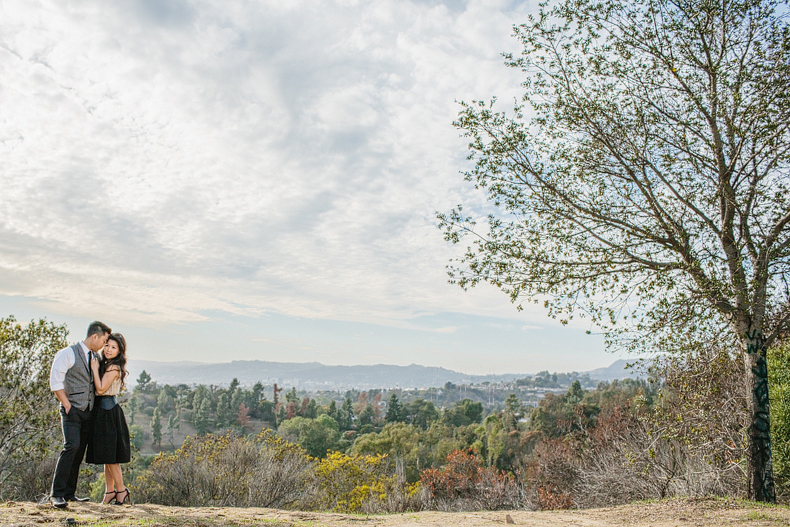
[49, 321, 132, 508]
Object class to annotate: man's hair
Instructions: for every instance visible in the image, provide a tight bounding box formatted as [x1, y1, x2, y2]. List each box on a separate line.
[86, 321, 112, 338]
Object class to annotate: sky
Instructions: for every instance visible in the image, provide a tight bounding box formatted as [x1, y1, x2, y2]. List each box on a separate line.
[0, 0, 622, 375]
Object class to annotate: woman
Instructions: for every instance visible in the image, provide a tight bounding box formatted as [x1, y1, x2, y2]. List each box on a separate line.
[88, 333, 132, 505]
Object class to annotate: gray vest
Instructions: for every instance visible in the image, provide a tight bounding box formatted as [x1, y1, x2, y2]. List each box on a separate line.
[63, 344, 95, 411]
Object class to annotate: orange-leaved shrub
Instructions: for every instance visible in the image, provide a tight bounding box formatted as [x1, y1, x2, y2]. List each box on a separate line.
[420, 449, 521, 511]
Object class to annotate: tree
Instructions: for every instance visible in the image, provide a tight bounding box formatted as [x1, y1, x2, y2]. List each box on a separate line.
[0, 316, 68, 499]
[193, 395, 212, 434]
[167, 413, 178, 447]
[231, 388, 244, 419]
[252, 382, 265, 417]
[136, 370, 152, 393]
[277, 415, 340, 458]
[440, 0, 790, 501]
[338, 397, 354, 431]
[237, 403, 250, 430]
[215, 392, 231, 428]
[350, 423, 422, 480]
[157, 387, 174, 413]
[385, 393, 406, 423]
[407, 399, 440, 429]
[128, 395, 139, 425]
[151, 405, 163, 448]
[443, 399, 484, 428]
[285, 387, 299, 404]
[358, 403, 376, 427]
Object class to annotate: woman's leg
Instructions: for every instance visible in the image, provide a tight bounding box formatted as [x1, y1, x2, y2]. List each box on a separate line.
[103, 464, 116, 503]
[109, 464, 129, 504]
[112, 463, 126, 492]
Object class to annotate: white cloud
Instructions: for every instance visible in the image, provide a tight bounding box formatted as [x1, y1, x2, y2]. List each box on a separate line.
[0, 0, 544, 330]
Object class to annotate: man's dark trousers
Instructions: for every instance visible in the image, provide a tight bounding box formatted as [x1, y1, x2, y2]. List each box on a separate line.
[51, 406, 92, 499]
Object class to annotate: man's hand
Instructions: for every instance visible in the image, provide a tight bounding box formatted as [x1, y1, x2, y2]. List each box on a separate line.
[53, 389, 72, 415]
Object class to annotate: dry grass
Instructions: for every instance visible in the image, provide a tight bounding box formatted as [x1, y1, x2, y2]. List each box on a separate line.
[2, 497, 790, 527]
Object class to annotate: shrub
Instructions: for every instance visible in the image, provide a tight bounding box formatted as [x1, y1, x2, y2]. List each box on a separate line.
[420, 449, 521, 511]
[134, 430, 312, 507]
[0, 317, 67, 501]
[308, 451, 424, 513]
[769, 342, 790, 500]
[518, 350, 748, 509]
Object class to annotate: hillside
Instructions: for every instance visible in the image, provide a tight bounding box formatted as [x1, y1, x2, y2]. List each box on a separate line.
[2, 497, 789, 526]
[125, 359, 636, 390]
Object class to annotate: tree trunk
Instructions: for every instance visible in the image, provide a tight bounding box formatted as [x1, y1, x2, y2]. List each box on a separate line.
[743, 328, 776, 502]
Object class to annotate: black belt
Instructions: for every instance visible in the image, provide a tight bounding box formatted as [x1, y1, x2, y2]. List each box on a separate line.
[96, 395, 117, 410]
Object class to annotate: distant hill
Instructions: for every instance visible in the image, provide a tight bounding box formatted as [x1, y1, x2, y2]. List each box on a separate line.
[126, 358, 636, 390]
[585, 359, 640, 381]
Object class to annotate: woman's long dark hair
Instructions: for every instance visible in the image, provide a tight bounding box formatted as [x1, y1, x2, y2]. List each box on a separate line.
[100, 333, 128, 390]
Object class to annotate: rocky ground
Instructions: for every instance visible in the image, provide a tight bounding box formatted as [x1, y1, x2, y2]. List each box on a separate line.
[2, 497, 789, 527]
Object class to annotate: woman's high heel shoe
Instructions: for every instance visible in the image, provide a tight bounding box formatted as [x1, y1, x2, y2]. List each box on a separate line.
[103, 490, 117, 504]
[114, 488, 131, 506]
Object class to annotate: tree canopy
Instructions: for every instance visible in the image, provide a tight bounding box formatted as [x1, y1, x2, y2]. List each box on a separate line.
[440, 0, 790, 501]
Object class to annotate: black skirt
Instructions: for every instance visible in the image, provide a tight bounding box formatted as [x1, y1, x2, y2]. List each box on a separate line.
[87, 397, 131, 464]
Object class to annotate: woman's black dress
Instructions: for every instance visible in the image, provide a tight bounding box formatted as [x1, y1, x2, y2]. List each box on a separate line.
[87, 395, 131, 464]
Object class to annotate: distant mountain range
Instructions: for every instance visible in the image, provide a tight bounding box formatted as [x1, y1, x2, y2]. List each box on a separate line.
[126, 358, 636, 390]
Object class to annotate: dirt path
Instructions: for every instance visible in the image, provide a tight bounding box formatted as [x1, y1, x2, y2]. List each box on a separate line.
[2, 497, 789, 527]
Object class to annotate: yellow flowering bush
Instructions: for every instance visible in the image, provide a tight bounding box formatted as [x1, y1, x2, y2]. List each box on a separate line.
[310, 451, 423, 513]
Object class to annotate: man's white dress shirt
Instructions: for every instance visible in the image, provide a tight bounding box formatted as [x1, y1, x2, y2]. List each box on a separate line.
[49, 341, 92, 392]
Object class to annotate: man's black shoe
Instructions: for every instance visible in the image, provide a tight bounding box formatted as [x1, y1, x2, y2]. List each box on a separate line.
[51, 496, 67, 508]
[66, 496, 91, 503]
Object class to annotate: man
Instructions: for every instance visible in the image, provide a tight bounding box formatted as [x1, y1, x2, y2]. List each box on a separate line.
[49, 321, 112, 508]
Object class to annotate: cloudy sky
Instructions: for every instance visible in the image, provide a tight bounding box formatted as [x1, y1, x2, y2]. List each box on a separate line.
[0, 0, 619, 375]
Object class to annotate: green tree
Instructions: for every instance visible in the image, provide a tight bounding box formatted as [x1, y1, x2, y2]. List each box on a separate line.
[350, 422, 422, 481]
[230, 388, 244, 420]
[157, 387, 173, 413]
[304, 398, 318, 419]
[502, 394, 523, 431]
[251, 382, 265, 417]
[407, 399, 440, 429]
[260, 399, 276, 424]
[285, 387, 299, 404]
[385, 393, 406, 423]
[338, 398, 354, 431]
[277, 415, 340, 458]
[129, 424, 145, 451]
[440, 0, 790, 501]
[358, 403, 376, 427]
[167, 413, 178, 447]
[127, 395, 139, 425]
[136, 370, 152, 393]
[194, 397, 212, 434]
[215, 392, 231, 428]
[151, 405, 163, 448]
[0, 316, 67, 499]
[443, 399, 484, 428]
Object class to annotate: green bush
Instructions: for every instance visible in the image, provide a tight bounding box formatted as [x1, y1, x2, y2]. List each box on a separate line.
[769, 342, 790, 500]
[0, 316, 67, 501]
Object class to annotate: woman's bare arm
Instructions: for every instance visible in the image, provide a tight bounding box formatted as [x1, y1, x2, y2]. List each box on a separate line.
[92, 365, 120, 395]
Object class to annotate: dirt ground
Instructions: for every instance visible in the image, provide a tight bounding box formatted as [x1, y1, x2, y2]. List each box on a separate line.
[2, 497, 789, 527]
